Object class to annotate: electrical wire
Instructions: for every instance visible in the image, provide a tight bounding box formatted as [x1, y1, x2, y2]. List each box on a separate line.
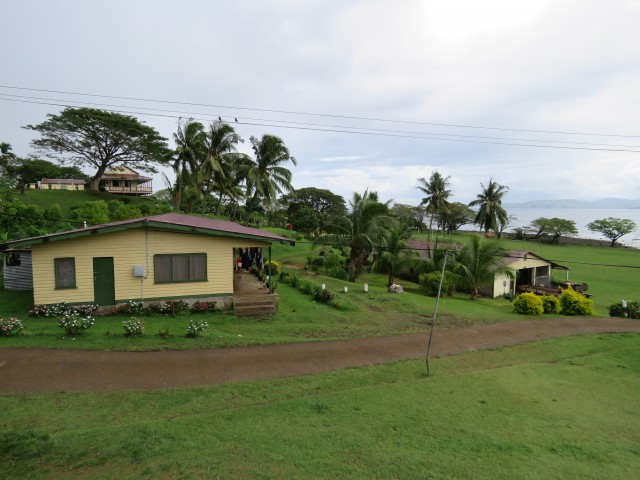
[2, 92, 638, 150]
[3, 96, 640, 153]
[2, 84, 639, 138]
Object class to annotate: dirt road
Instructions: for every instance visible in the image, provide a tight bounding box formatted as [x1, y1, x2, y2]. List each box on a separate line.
[1, 317, 638, 393]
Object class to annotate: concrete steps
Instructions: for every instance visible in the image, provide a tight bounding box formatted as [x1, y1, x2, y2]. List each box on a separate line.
[234, 294, 278, 317]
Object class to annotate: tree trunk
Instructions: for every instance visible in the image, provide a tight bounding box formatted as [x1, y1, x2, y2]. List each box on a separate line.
[89, 163, 109, 191]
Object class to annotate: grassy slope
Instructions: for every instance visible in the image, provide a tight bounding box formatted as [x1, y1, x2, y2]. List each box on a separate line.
[1, 333, 638, 479]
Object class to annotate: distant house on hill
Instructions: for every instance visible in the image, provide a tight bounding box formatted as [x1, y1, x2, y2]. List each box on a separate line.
[99, 166, 153, 196]
[27, 178, 86, 191]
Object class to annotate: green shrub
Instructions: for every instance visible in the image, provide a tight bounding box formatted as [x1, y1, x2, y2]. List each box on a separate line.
[608, 301, 640, 319]
[299, 279, 316, 295]
[513, 292, 544, 316]
[419, 272, 456, 297]
[289, 273, 301, 288]
[264, 260, 280, 274]
[325, 266, 348, 280]
[559, 286, 594, 316]
[541, 295, 560, 314]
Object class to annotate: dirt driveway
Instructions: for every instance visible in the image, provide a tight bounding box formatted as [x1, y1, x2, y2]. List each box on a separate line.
[1, 317, 639, 393]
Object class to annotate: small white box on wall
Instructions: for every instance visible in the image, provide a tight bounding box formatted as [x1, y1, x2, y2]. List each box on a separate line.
[132, 265, 145, 277]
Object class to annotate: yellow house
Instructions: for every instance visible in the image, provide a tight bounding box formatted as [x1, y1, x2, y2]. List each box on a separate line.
[26, 178, 86, 190]
[0, 214, 293, 309]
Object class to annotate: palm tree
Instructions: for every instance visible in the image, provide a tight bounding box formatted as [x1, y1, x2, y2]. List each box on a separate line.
[316, 190, 392, 282]
[453, 235, 511, 299]
[0, 142, 16, 174]
[417, 171, 451, 256]
[246, 134, 297, 213]
[373, 225, 418, 287]
[172, 120, 206, 211]
[469, 179, 509, 236]
[198, 121, 246, 214]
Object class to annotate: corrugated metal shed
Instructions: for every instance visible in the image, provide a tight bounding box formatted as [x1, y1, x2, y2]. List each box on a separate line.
[3, 250, 33, 291]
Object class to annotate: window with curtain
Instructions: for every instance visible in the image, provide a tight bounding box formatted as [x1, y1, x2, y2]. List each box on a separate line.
[54, 257, 76, 289]
[154, 253, 207, 283]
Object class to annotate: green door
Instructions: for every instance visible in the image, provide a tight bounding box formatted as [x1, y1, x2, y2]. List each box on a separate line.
[93, 257, 115, 306]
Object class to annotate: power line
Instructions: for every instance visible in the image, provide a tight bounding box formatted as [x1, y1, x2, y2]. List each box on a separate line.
[3, 92, 638, 150]
[2, 84, 639, 139]
[3, 96, 640, 154]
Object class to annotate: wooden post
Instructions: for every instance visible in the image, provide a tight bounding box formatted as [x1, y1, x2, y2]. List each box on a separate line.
[268, 246, 273, 294]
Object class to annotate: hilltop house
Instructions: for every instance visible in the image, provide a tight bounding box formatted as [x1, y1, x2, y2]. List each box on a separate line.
[27, 178, 86, 190]
[0, 213, 294, 310]
[99, 166, 153, 196]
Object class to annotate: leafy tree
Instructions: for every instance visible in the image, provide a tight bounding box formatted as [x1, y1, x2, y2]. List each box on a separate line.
[390, 203, 426, 232]
[453, 235, 511, 299]
[528, 217, 578, 243]
[289, 205, 319, 234]
[71, 200, 110, 226]
[372, 226, 418, 287]
[469, 179, 509, 237]
[246, 134, 297, 213]
[107, 200, 142, 221]
[0, 195, 48, 239]
[437, 202, 474, 234]
[26, 108, 171, 191]
[9, 158, 87, 188]
[587, 217, 637, 247]
[43, 203, 73, 232]
[316, 190, 392, 282]
[417, 171, 451, 238]
[285, 187, 347, 230]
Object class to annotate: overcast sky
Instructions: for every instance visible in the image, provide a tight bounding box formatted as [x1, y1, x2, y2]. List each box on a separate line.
[2, 0, 639, 206]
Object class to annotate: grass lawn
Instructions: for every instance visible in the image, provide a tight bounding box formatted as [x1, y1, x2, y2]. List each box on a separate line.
[1, 333, 639, 479]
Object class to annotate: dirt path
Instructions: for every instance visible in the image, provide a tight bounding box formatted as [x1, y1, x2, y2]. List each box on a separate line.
[1, 317, 639, 393]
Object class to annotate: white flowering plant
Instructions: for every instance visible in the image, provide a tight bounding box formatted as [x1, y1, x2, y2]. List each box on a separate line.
[57, 311, 95, 337]
[0, 317, 25, 336]
[122, 317, 144, 337]
[186, 319, 209, 338]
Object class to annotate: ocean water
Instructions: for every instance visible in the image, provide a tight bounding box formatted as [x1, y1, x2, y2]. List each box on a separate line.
[506, 208, 640, 247]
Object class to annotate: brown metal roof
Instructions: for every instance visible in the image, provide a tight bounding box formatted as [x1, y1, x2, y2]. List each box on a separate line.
[0, 213, 294, 249]
[41, 178, 86, 184]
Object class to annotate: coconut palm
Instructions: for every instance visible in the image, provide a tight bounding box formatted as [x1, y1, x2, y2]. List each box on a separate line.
[317, 190, 392, 282]
[417, 171, 451, 233]
[453, 235, 511, 299]
[172, 120, 206, 211]
[246, 134, 297, 213]
[469, 179, 509, 236]
[0, 142, 17, 174]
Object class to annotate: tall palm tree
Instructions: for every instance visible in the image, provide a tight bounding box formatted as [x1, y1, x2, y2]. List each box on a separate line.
[469, 178, 509, 236]
[417, 171, 451, 256]
[246, 134, 297, 213]
[172, 120, 206, 211]
[453, 235, 511, 299]
[316, 190, 392, 282]
[198, 121, 245, 214]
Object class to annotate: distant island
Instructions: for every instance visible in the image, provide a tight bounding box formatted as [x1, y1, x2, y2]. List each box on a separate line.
[505, 198, 640, 209]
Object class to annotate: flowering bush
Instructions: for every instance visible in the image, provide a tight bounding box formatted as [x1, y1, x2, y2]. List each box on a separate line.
[313, 286, 334, 303]
[190, 301, 219, 314]
[57, 312, 95, 336]
[146, 302, 173, 315]
[166, 300, 191, 315]
[0, 317, 25, 336]
[112, 300, 144, 315]
[122, 317, 144, 337]
[186, 319, 209, 338]
[609, 301, 640, 319]
[264, 260, 280, 274]
[30, 302, 97, 317]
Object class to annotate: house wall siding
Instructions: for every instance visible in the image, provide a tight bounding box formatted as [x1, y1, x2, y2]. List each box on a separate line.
[31, 229, 269, 305]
